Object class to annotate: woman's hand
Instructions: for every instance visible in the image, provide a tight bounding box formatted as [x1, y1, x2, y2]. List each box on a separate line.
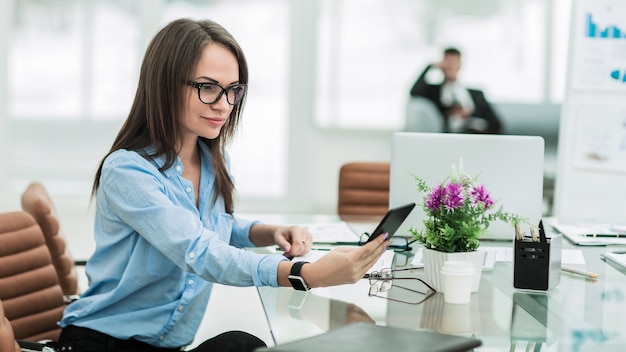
[249, 224, 311, 257]
[301, 233, 389, 288]
[273, 225, 312, 258]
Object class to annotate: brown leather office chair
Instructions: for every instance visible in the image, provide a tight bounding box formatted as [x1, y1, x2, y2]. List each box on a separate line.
[21, 182, 79, 298]
[0, 211, 66, 342]
[337, 162, 390, 217]
[0, 299, 21, 352]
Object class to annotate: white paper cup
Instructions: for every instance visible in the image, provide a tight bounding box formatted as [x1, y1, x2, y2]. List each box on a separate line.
[441, 260, 475, 304]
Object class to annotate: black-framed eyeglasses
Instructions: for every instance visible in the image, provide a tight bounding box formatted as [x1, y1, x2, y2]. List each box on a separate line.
[359, 233, 417, 252]
[365, 268, 436, 305]
[186, 81, 247, 105]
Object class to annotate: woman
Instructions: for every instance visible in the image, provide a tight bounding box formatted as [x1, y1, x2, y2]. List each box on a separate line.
[54, 18, 389, 352]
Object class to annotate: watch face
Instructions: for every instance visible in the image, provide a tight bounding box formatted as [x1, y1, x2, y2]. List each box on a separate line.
[289, 261, 310, 291]
[289, 275, 309, 291]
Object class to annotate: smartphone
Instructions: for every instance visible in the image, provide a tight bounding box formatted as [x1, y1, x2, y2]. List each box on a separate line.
[364, 202, 416, 243]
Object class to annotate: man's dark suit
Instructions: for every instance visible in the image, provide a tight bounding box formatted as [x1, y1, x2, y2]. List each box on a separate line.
[409, 64, 502, 134]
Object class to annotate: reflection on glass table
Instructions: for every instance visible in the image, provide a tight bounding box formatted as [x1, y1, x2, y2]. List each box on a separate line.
[251, 214, 626, 351]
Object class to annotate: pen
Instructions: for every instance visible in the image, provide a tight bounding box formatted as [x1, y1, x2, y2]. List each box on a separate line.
[561, 266, 599, 280]
[276, 246, 333, 252]
[582, 233, 625, 238]
[312, 241, 361, 246]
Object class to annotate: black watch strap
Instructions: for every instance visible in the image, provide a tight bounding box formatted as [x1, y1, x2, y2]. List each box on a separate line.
[288, 261, 311, 291]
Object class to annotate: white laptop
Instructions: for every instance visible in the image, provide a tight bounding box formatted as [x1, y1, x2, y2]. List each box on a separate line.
[389, 132, 545, 241]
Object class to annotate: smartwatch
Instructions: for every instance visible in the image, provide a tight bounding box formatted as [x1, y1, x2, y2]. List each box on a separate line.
[288, 261, 311, 291]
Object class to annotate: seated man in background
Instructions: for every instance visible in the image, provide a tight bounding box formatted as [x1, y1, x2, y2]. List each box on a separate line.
[409, 47, 502, 134]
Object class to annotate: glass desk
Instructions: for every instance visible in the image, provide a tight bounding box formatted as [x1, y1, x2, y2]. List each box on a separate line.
[253, 216, 626, 351]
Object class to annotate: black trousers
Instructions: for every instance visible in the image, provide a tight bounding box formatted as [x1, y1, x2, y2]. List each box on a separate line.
[52, 325, 267, 352]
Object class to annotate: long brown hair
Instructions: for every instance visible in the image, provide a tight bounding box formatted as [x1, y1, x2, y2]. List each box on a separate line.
[92, 18, 248, 213]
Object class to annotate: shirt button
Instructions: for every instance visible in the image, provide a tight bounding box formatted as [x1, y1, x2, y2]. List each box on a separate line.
[160, 336, 164, 340]
[178, 305, 184, 312]
[185, 187, 191, 193]
[188, 279, 194, 286]
[189, 253, 195, 259]
[175, 165, 181, 171]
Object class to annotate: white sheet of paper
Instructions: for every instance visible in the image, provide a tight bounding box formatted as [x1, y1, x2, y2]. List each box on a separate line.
[300, 222, 360, 243]
[605, 251, 626, 270]
[562, 249, 586, 265]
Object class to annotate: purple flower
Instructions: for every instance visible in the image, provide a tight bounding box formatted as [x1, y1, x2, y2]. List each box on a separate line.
[443, 182, 464, 211]
[425, 184, 444, 210]
[470, 184, 494, 208]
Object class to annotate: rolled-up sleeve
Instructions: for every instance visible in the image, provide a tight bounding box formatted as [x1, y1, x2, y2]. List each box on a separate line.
[229, 216, 258, 248]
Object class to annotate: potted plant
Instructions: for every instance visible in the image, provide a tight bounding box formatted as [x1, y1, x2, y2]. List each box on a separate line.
[409, 160, 525, 292]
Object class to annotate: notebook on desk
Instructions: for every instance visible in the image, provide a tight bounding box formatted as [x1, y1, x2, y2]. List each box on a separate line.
[551, 222, 626, 246]
[389, 132, 545, 241]
[256, 322, 481, 352]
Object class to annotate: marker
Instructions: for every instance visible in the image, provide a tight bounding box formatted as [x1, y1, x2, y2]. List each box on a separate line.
[538, 220, 547, 243]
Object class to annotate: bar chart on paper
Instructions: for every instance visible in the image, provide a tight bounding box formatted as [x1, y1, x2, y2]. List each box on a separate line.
[554, 0, 626, 225]
[572, 1, 626, 90]
[585, 13, 626, 39]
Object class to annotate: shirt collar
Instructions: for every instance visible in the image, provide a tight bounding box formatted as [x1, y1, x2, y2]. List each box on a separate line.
[145, 141, 213, 178]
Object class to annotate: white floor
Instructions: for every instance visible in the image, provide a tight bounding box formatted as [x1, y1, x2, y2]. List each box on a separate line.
[189, 284, 274, 348]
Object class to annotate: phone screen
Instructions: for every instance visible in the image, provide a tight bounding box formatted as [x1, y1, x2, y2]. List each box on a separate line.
[365, 202, 416, 243]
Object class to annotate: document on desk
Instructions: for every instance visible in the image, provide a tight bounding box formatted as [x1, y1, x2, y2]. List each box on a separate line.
[604, 250, 626, 270]
[300, 222, 361, 244]
[292, 249, 395, 274]
[552, 222, 626, 246]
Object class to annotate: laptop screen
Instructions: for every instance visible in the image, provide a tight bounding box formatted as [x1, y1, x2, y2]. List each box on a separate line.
[389, 132, 545, 241]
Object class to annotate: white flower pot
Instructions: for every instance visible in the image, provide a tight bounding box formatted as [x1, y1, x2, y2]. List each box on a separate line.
[422, 248, 485, 293]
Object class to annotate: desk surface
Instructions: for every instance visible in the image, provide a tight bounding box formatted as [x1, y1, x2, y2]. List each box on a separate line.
[253, 216, 626, 352]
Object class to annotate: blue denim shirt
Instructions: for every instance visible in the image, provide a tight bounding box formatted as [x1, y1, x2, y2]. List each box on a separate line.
[59, 142, 286, 348]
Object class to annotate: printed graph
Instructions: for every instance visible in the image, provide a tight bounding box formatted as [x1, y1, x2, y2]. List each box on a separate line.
[610, 69, 626, 82]
[585, 13, 626, 38]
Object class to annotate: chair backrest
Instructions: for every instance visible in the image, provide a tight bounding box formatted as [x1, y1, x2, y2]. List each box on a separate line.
[0, 299, 20, 352]
[0, 211, 65, 342]
[404, 97, 443, 133]
[337, 162, 390, 217]
[21, 182, 78, 297]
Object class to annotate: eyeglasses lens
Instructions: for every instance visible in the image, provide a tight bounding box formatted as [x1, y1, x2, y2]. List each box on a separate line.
[198, 83, 245, 105]
[369, 279, 393, 296]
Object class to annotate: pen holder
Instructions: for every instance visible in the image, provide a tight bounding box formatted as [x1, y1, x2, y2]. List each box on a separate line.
[513, 233, 562, 291]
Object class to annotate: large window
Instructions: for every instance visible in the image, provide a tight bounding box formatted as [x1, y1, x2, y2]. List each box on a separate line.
[0, 0, 572, 214]
[315, 0, 571, 129]
[2, 0, 288, 207]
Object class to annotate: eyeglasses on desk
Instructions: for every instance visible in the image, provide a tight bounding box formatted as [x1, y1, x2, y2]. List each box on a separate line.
[365, 268, 436, 305]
